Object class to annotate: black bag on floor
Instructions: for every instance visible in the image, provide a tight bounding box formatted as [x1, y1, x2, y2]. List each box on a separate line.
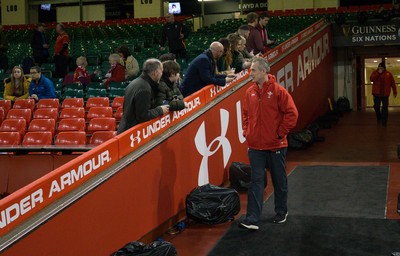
[288, 129, 313, 149]
[336, 97, 351, 112]
[112, 240, 177, 256]
[229, 162, 267, 191]
[186, 184, 240, 225]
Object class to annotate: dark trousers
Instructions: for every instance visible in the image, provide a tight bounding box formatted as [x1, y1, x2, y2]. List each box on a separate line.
[373, 96, 389, 125]
[0, 55, 8, 71]
[171, 49, 187, 60]
[54, 54, 68, 78]
[34, 56, 49, 67]
[245, 148, 288, 224]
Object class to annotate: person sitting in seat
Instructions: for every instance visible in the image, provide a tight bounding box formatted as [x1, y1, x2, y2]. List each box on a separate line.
[103, 53, 125, 89]
[29, 66, 56, 101]
[117, 45, 139, 80]
[73, 56, 91, 87]
[3, 66, 31, 102]
[155, 60, 186, 111]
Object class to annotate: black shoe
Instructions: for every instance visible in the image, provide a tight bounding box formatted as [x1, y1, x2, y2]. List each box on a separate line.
[273, 212, 288, 224]
[238, 220, 259, 230]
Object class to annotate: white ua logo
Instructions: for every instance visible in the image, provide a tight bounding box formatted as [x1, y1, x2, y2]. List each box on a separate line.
[130, 130, 142, 147]
[267, 91, 273, 98]
[195, 109, 232, 186]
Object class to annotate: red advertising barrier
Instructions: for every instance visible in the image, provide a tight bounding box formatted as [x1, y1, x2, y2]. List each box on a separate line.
[0, 139, 119, 237]
[1, 20, 333, 255]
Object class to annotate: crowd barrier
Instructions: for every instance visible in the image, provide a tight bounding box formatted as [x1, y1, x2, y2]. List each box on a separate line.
[0, 20, 333, 255]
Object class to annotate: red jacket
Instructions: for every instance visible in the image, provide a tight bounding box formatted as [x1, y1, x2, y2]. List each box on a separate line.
[370, 69, 397, 97]
[105, 63, 125, 89]
[242, 74, 298, 150]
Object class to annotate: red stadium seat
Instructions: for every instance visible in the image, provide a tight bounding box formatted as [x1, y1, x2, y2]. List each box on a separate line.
[85, 97, 110, 110]
[89, 131, 116, 146]
[114, 107, 123, 121]
[0, 100, 12, 115]
[13, 99, 35, 112]
[87, 117, 116, 133]
[0, 131, 21, 145]
[61, 98, 84, 108]
[55, 131, 87, 146]
[33, 108, 58, 121]
[111, 96, 124, 110]
[59, 107, 85, 120]
[0, 108, 5, 124]
[6, 108, 32, 125]
[86, 107, 113, 120]
[37, 98, 60, 109]
[28, 119, 56, 136]
[22, 131, 53, 146]
[0, 119, 27, 137]
[57, 118, 86, 133]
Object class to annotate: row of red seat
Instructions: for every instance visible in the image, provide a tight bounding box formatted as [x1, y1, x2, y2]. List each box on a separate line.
[0, 130, 116, 146]
[0, 97, 124, 147]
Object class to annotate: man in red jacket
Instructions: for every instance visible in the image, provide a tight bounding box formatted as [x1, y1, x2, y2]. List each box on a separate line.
[370, 62, 397, 126]
[239, 57, 298, 230]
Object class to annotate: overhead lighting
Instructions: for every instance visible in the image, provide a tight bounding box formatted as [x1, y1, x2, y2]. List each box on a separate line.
[373, 60, 378, 62]
[396, 60, 400, 62]
[197, 0, 223, 1]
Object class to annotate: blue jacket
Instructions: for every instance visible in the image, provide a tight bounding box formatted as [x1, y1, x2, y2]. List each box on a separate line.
[181, 50, 226, 97]
[29, 75, 56, 100]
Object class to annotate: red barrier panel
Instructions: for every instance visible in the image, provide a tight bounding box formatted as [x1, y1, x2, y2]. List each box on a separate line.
[0, 139, 119, 237]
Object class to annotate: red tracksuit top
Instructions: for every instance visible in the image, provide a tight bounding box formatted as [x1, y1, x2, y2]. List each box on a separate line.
[242, 74, 298, 151]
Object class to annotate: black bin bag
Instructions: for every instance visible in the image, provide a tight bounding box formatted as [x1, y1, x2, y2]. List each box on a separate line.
[185, 184, 240, 225]
[112, 240, 177, 256]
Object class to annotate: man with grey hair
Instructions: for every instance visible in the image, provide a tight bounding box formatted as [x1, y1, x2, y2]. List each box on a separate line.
[180, 41, 235, 97]
[117, 58, 169, 134]
[239, 57, 298, 230]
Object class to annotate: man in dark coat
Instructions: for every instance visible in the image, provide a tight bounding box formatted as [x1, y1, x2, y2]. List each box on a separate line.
[30, 23, 50, 66]
[180, 42, 235, 97]
[160, 13, 189, 60]
[117, 59, 170, 134]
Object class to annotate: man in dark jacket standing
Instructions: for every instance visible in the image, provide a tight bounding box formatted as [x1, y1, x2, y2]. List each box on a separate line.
[53, 23, 69, 78]
[0, 25, 8, 71]
[239, 58, 298, 230]
[180, 42, 235, 97]
[160, 13, 189, 60]
[370, 62, 397, 126]
[117, 59, 169, 134]
[31, 23, 50, 66]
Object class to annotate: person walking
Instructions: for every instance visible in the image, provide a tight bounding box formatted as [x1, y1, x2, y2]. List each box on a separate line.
[370, 62, 397, 126]
[239, 57, 298, 230]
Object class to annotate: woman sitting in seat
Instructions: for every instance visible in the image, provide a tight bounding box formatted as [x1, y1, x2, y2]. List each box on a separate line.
[3, 66, 31, 102]
[117, 45, 139, 80]
[103, 53, 125, 89]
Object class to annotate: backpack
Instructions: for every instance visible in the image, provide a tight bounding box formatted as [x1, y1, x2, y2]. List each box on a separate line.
[288, 129, 313, 149]
[336, 97, 351, 112]
[186, 184, 240, 224]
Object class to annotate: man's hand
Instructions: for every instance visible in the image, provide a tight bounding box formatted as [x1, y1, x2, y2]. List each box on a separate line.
[160, 105, 170, 114]
[394, 93, 397, 98]
[225, 75, 235, 83]
[30, 94, 38, 101]
[160, 46, 166, 51]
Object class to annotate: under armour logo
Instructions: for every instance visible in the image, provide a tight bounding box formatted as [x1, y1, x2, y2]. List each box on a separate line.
[267, 91, 273, 98]
[130, 130, 142, 147]
[194, 109, 232, 186]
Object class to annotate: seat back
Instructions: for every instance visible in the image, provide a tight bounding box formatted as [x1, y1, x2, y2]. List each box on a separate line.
[22, 131, 53, 146]
[0, 131, 21, 145]
[37, 98, 60, 109]
[87, 117, 116, 133]
[6, 108, 32, 124]
[57, 118, 86, 133]
[114, 107, 123, 121]
[89, 131, 116, 146]
[28, 118, 56, 136]
[13, 99, 35, 112]
[61, 98, 85, 108]
[86, 107, 113, 120]
[0, 119, 27, 137]
[85, 97, 109, 110]
[33, 108, 58, 121]
[59, 107, 85, 120]
[111, 96, 124, 110]
[55, 131, 87, 146]
[0, 100, 12, 115]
